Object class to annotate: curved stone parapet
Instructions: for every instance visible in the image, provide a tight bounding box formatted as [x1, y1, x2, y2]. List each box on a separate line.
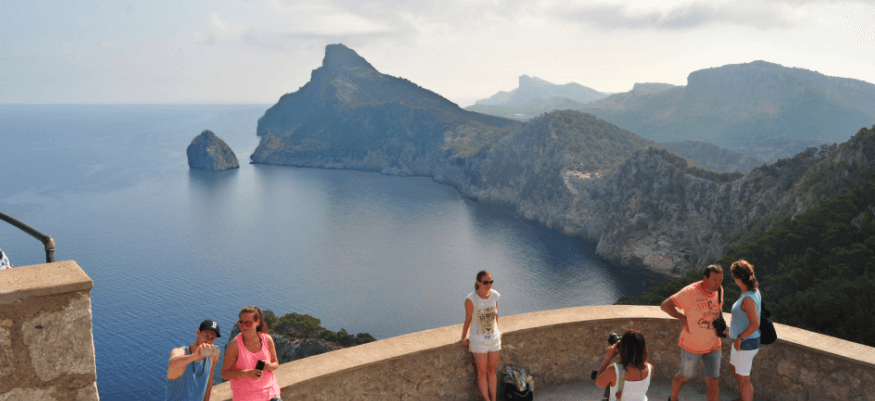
[210, 305, 875, 400]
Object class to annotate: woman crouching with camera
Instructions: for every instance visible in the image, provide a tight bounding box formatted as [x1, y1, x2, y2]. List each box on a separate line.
[728, 260, 761, 401]
[461, 270, 501, 401]
[595, 329, 652, 401]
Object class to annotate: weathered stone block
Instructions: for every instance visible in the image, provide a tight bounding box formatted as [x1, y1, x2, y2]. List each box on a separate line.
[0, 319, 14, 378]
[22, 293, 96, 381]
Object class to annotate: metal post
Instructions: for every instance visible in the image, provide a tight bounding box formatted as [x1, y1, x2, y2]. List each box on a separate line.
[0, 212, 55, 263]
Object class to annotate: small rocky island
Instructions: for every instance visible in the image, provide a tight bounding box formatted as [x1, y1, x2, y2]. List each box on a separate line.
[187, 130, 239, 170]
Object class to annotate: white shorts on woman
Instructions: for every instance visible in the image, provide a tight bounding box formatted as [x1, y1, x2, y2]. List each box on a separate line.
[468, 334, 501, 354]
[730, 346, 759, 376]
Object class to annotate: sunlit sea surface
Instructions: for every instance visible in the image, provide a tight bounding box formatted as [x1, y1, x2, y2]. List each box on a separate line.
[0, 105, 660, 399]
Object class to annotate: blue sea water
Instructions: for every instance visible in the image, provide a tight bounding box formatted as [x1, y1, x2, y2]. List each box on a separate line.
[0, 105, 659, 400]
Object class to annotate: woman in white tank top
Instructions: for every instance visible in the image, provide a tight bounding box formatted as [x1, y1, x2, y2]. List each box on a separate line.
[460, 270, 501, 401]
[595, 329, 653, 401]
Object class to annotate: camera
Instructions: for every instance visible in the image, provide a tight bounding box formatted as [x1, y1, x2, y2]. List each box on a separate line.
[591, 333, 621, 380]
[607, 332, 620, 345]
[713, 316, 727, 338]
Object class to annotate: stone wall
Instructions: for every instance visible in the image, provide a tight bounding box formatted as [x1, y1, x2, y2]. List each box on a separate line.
[210, 305, 875, 401]
[0, 261, 99, 401]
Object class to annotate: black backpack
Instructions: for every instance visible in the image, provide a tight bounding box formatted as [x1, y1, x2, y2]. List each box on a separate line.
[502, 366, 533, 401]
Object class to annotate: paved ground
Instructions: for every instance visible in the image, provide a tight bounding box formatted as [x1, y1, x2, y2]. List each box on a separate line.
[537, 378, 764, 400]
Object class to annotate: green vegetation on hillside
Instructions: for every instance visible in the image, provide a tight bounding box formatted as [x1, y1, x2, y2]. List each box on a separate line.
[625, 181, 875, 346]
[262, 310, 376, 347]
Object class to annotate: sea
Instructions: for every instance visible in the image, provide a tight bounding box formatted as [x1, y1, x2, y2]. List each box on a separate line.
[0, 105, 661, 399]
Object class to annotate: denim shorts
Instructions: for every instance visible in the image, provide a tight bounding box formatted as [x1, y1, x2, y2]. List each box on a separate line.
[679, 348, 721, 379]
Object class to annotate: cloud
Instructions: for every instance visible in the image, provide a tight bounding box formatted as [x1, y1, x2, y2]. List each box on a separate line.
[193, 12, 251, 43]
[261, 0, 397, 37]
[541, 0, 809, 31]
[831, 6, 875, 54]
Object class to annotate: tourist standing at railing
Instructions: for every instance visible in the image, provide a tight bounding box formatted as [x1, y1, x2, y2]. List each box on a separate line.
[0, 247, 12, 269]
[595, 329, 653, 401]
[660, 265, 724, 401]
[166, 320, 222, 401]
[461, 270, 501, 401]
[727, 260, 761, 401]
[221, 306, 281, 401]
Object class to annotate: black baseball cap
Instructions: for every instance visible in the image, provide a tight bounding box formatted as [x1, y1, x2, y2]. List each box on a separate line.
[199, 319, 221, 337]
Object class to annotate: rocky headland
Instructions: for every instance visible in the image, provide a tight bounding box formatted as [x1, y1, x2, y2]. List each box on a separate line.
[250, 44, 875, 275]
[187, 130, 240, 171]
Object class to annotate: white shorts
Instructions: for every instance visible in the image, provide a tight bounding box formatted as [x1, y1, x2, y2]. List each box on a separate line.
[730, 346, 759, 376]
[469, 336, 501, 354]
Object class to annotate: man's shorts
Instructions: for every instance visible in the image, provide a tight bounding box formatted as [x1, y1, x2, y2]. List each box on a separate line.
[679, 348, 721, 379]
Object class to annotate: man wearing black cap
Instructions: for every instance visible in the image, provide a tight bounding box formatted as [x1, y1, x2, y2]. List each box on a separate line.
[166, 319, 222, 401]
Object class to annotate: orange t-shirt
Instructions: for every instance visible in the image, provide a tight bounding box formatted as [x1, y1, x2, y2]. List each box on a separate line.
[670, 281, 723, 353]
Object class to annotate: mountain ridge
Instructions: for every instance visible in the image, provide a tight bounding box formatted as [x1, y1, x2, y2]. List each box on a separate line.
[250, 44, 875, 275]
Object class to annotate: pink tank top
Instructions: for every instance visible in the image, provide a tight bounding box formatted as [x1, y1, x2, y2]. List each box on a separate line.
[229, 333, 280, 401]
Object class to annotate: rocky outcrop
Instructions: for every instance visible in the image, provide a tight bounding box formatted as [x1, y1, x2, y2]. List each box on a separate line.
[187, 130, 239, 171]
[272, 337, 340, 364]
[223, 325, 341, 367]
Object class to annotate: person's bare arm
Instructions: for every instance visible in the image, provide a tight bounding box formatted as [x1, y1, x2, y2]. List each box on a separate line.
[460, 298, 473, 347]
[661, 297, 688, 332]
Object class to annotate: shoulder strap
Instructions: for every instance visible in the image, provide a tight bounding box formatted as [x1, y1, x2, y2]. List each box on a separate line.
[615, 363, 626, 399]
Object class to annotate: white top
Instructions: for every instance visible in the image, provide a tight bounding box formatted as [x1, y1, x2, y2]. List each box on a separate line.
[466, 290, 501, 341]
[609, 363, 651, 401]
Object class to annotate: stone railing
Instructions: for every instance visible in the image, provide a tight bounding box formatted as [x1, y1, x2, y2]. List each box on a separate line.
[0, 261, 99, 400]
[211, 305, 875, 401]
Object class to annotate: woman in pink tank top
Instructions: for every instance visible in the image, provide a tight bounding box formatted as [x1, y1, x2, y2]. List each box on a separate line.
[221, 306, 281, 401]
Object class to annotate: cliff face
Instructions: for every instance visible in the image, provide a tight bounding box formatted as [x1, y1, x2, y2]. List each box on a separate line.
[250, 44, 875, 275]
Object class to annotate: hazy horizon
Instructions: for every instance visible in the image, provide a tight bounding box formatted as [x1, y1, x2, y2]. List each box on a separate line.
[3, 1, 874, 107]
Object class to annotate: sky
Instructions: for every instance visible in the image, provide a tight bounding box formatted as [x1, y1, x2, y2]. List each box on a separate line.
[1, 0, 873, 107]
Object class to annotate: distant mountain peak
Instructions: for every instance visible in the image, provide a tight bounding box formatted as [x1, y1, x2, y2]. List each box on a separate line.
[519, 75, 552, 87]
[321, 43, 376, 74]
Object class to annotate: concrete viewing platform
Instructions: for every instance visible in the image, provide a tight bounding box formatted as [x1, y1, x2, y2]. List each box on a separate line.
[207, 304, 873, 400]
[539, 378, 754, 400]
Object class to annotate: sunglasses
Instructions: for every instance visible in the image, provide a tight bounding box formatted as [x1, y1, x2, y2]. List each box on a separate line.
[480, 280, 493, 285]
[238, 319, 258, 327]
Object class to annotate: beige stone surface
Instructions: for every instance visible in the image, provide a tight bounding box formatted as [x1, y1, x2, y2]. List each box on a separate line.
[0, 261, 93, 305]
[75, 383, 100, 401]
[0, 319, 14, 378]
[0, 387, 56, 400]
[22, 293, 97, 381]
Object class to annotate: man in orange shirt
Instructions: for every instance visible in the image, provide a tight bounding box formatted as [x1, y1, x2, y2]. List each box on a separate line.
[661, 265, 724, 401]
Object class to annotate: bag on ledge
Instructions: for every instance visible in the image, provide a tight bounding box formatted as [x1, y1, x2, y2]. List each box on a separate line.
[502, 366, 533, 401]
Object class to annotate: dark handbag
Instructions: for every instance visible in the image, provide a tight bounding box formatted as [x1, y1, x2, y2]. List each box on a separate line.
[759, 296, 777, 345]
[503, 382, 533, 401]
[714, 286, 727, 338]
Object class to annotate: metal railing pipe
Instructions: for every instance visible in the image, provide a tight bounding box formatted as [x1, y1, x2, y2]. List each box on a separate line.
[0, 211, 55, 263]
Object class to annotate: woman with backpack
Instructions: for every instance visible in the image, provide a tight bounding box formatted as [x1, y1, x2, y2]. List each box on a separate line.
[728, 260, 761, 401]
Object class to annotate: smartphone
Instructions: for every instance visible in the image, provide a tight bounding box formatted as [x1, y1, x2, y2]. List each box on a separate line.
[255, 360, 265, 371]
[201, 345, 219, 356]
